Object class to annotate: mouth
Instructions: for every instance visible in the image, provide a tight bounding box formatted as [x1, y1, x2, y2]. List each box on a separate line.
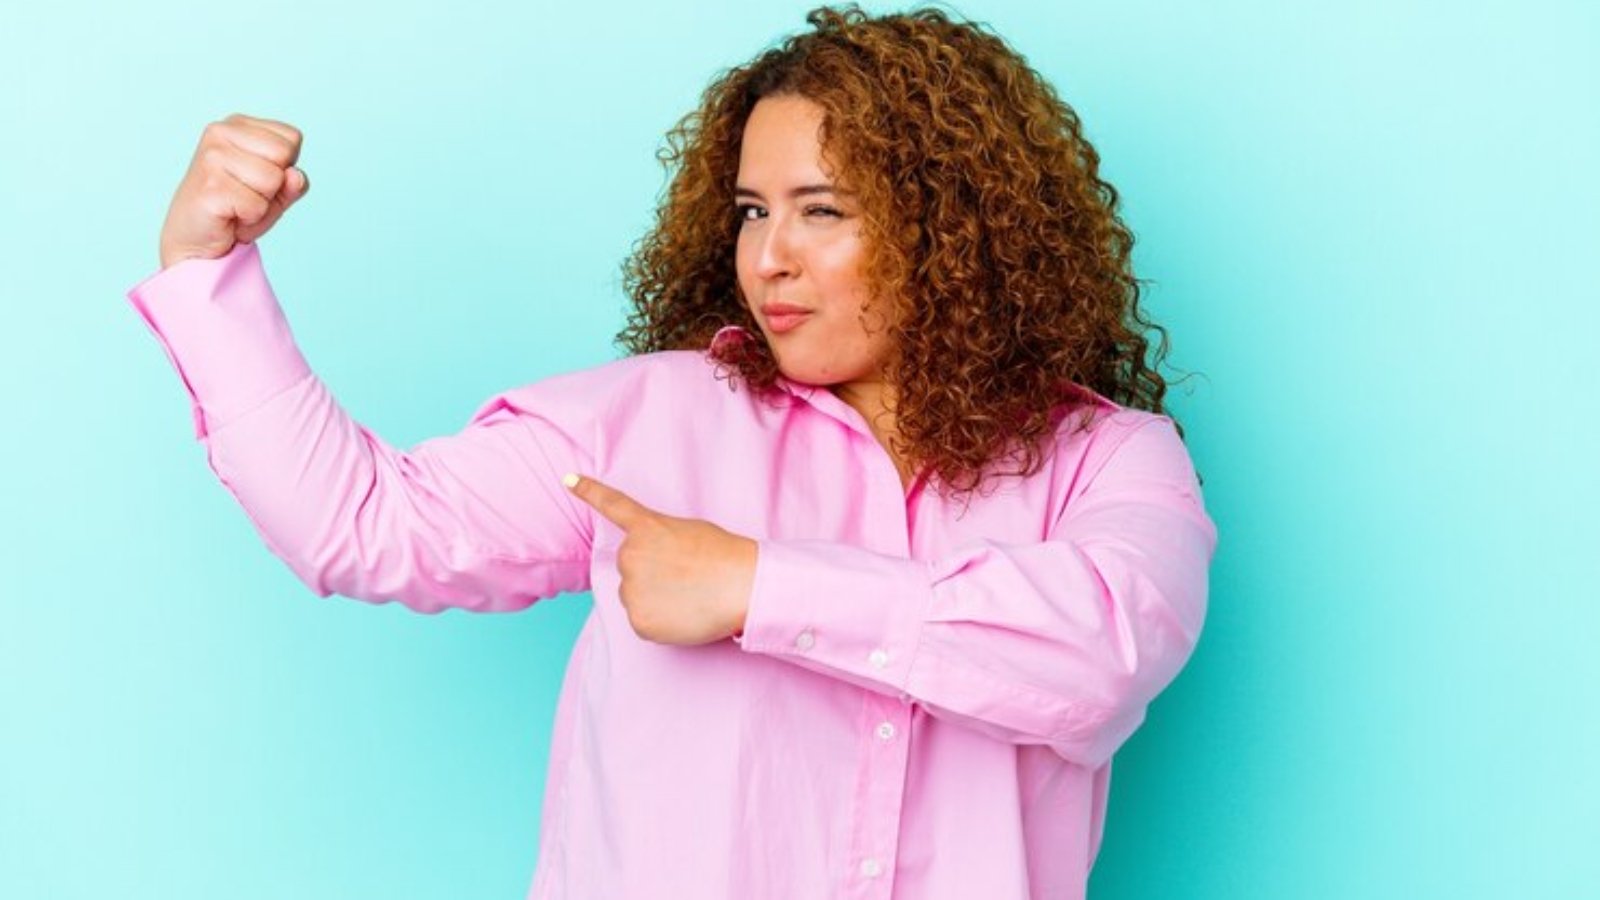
[759, 304, 813, 335]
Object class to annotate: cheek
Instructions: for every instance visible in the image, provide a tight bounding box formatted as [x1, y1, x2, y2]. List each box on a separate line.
[813, 249, 868, 304]
[818, 232, 864, 271]
[733, 237, 754, 302]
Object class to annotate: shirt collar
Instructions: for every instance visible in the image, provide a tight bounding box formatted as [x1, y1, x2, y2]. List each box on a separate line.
[708, 324, 872, 430]
[707, 324, 1123, 434]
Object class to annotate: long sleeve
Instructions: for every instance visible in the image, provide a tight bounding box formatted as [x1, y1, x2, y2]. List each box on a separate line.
[126, 242, 596, 613]
[734, 415, 1217, 768]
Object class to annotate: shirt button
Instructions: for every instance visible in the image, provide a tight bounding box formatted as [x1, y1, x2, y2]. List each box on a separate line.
[868, 648, 889, 669]
[860, 858, 883, 878]
[876, 721, 896, 741]
[795, 630, 816, 651]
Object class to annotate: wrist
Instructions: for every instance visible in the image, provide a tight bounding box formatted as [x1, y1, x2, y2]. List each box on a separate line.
[727, 538, 756, 639]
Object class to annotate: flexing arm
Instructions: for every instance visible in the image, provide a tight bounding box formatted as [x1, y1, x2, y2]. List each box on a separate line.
[129, 116, 596, 612]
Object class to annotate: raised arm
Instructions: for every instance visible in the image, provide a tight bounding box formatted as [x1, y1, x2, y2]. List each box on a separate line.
[128, 242, 597, 612]
[128, 114, 596, 613]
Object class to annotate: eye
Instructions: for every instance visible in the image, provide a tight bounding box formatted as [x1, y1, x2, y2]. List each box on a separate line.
[805, 204, 843, 218]
[736, 204, 766, 221]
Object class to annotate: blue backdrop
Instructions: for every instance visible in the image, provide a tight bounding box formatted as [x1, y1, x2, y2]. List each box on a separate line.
[1, 0, 1595, 896]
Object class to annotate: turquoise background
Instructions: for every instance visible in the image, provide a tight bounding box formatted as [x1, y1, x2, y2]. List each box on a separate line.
[2, 0, 1595, 896]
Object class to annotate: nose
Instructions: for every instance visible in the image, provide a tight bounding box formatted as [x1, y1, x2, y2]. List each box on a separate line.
[752, 212, 798, 281]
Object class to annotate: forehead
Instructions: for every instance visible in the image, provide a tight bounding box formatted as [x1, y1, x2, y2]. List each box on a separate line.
[737, 95, 837, 183]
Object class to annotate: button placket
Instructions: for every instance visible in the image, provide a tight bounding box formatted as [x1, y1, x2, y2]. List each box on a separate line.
[850, 697, 911, 895]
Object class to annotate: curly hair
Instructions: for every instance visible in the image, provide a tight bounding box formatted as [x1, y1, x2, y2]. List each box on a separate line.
[617, 3, 1191, 501]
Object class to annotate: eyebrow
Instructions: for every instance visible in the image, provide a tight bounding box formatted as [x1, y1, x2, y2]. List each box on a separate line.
[733, 184, 852, 200]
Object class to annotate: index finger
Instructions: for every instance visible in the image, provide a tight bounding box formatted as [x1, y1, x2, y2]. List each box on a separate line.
[563, 473, 652, 531]
[220, 113, 302, 166]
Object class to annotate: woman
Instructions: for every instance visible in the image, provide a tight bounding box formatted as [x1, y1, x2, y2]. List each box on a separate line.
[128, 5, 1217, 898]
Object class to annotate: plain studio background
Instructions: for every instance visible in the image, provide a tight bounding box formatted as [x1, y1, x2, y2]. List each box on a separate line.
[1, 0, 1595, 897]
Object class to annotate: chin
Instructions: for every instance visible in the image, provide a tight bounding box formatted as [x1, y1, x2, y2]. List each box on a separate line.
[773, 364, 829, 387]
[774, 358, 864, 389]
[769, 355, 827, 386]
[767, 337, 881, 388]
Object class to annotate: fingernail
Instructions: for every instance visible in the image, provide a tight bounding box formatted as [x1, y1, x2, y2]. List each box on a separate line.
[561, 473, 580, 489]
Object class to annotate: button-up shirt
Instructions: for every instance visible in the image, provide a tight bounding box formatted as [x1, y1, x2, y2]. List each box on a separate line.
[125, 241, 1218, 899]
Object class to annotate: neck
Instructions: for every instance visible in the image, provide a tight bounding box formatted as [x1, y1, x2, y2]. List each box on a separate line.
[829, 379, 895, 431]
[830, 379, 915, 480]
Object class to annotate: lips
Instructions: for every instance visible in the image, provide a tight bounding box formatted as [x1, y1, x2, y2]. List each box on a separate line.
[759, 303, 812, 335]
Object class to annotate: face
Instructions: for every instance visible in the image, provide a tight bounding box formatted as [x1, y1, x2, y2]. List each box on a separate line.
[734, 94, 896, 406]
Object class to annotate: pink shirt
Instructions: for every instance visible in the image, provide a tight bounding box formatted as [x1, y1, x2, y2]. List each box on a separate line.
[126, 241, 1218, 900]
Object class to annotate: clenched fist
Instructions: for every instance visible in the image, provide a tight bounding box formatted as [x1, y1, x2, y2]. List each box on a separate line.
[157, 113, 310, 270]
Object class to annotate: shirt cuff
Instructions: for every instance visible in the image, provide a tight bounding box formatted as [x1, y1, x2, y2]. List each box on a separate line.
[735, 538, 934, 699]
[125, 241, 312, 440]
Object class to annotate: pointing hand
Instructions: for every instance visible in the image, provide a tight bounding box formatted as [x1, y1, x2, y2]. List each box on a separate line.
[564, 474, 756, 646]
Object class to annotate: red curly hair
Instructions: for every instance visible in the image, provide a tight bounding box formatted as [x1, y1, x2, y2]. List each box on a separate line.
[617, 3, 1192, 500]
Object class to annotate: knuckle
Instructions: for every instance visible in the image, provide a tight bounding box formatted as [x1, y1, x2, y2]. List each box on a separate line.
[205, 119, 237, 142]
[198, 190, 232, 219]
[197, 145, 226, 171]
[237, 191, 269, 224]
[627, 606, 656, 637]
[264, 139, 294, 167]
[197, 170, 228, 198]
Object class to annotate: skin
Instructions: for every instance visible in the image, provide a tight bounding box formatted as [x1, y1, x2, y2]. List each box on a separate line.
[157, 101, 902, 647]
[565, 474, 756, 645]
[733, 94, 905, 473]
[158, 113, 309, 270]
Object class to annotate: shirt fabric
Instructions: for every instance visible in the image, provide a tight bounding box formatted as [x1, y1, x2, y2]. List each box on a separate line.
[125, 241, 1218, 900]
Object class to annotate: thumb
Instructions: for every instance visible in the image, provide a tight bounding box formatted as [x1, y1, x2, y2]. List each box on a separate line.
[283, 166, 310, 203]
[563, 473, 654, 531]
[234, 167, 309, 245]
